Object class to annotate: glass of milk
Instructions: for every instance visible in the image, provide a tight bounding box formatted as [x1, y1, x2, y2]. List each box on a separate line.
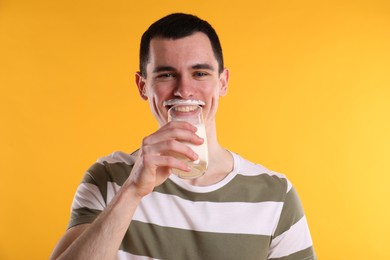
[167, 101, 208, 179]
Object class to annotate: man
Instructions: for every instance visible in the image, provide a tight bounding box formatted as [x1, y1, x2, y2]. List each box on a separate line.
[51, 13, 316, 259]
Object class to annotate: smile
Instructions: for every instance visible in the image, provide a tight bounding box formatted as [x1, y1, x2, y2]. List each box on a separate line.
[173, 105, 199, 112]
[163, 99, 205, 107]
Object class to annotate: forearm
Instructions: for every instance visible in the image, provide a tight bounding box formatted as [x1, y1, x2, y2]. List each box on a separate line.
[56, 184, 142, 260]
[52, 123, 196, 259]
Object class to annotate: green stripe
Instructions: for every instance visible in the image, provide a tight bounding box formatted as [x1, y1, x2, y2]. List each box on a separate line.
[273, 187, 305, 237]
[81, 162, 134, 203]
[82, 164, 108, 203]
[269, 246, 317, 260]
[81, 161, 288, 204]
[68, 208, 101, 229]
[82, 162, 133, 186]
[104, 161, 133, 185]
[155, 174, 287, 203]
[121, 221, 271, 260]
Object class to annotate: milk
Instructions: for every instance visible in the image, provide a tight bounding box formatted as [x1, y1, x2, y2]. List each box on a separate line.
[172, 124, 208, 178]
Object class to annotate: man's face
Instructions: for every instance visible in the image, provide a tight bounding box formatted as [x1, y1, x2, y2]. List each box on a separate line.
[136, 32, 229, 127]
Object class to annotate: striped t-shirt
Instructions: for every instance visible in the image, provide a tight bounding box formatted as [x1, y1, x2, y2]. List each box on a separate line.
[69, 151, 316, 260]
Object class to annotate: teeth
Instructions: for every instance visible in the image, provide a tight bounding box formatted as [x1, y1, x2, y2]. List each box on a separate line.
[164, 99, 205, 107]
[174, 105, 197, 112]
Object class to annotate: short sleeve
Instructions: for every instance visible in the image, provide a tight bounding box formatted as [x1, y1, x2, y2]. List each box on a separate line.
[67, 165, 107, 229]
[268, 183, 317, 260]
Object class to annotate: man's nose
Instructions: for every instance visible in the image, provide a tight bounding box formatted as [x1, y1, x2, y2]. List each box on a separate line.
[173, 76, 194, 98]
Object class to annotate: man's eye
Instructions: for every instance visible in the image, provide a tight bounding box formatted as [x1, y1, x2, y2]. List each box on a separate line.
[157, 73, 174, 78]
[194, 71, 208, 77]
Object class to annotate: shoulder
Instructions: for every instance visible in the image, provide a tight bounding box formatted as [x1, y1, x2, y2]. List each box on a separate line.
[84, 151, 137, 186]
[231, 152, 293, 193]
[96, 151, 137, 165]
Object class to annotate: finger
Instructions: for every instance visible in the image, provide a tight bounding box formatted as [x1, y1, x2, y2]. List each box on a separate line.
[143, 139, 199, 161]
[142, 154, 191, 173]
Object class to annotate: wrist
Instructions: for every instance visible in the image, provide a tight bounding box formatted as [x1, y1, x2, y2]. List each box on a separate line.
[120, 181, 146, 203]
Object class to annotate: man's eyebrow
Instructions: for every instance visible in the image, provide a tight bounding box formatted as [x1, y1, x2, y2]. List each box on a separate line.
[192, 63, 215, 71]
[152, 64, 215, 73]
[152, 66, 176, 73]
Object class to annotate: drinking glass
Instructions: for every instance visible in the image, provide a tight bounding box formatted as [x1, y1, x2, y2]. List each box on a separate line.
[168, 102, 208, 178]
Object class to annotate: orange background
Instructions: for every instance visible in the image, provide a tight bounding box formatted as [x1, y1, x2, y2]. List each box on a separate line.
[1, 0, 390, 259]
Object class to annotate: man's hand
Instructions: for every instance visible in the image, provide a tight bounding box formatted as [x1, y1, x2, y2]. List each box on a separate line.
[127, 121, 204, 198]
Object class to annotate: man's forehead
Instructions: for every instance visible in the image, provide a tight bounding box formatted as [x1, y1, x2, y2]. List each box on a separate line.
[147, 33, 217, 70]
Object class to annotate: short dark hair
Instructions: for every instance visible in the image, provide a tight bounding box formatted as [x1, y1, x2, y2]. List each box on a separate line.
[139, 13, 224, 77]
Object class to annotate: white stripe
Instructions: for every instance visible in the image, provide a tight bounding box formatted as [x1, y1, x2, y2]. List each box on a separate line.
[71, 183, 105, 211]
[235, 153, 291, 191]
[117, 250, 161, 260]
[168, 172, 237, 193]
[268, 216, 313, 258]
[240, 165, 289, 185]
[286, 179, 292, 192]
[168, 152, 289, 194]
[133, 192, 283, 235]
[235, 153, 283, 177]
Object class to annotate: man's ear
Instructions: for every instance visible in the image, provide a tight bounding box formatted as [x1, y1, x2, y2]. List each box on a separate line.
[135, 72, 148, 100]
[219, 68, 229, 97]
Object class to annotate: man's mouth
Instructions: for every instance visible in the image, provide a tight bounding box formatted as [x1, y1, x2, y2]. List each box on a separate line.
[163, 99, 205, 111]
[164, 99, 205, 123]
[172, 105, 199, 112]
